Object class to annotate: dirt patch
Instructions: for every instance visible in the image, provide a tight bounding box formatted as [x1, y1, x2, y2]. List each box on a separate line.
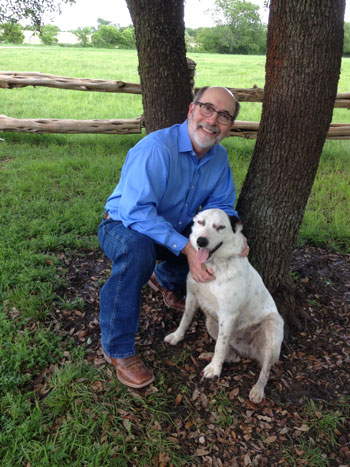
[52, 246, 350, 466]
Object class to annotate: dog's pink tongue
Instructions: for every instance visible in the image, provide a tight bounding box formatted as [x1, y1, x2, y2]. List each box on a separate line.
[197, 248, 209, 264]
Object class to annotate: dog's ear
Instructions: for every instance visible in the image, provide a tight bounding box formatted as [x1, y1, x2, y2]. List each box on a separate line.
[229, 215, 243, 233]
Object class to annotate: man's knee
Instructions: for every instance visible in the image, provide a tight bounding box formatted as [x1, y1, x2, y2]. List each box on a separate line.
[99, 221, 156, 272]
[126, 230, 155, 266]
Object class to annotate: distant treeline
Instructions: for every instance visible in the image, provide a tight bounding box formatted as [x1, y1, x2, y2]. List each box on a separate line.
[1, 18, 350, 56]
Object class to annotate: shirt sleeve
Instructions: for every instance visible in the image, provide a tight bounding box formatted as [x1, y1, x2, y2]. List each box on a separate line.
[117, 143, 188, 255]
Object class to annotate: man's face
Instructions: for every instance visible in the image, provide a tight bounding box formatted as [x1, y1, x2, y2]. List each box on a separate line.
[187, 87, 236, 157]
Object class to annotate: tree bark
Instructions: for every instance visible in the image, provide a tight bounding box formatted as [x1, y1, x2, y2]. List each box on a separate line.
[236, 0, 345, 330]
[125, 0, 192, 133]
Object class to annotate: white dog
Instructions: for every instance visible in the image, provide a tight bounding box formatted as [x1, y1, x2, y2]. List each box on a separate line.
[164, 208, 284, 403]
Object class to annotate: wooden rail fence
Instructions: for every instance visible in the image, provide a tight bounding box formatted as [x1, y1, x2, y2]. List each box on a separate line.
[1, 65, 350, 139]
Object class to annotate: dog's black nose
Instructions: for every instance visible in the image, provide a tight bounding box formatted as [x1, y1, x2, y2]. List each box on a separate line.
[197, 237, 209, 248]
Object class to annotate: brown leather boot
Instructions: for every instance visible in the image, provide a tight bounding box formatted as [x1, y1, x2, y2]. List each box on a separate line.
[103, 352, 154, 388]
[147, 273, 185, 312]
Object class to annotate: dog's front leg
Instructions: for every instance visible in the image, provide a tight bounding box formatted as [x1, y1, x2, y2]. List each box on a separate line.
[203, 316, 235, 378]
[164, 291, 197, 345]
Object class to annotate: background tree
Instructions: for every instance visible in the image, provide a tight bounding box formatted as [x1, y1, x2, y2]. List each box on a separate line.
[344, 22, 350, 55]
[213, 0, 266, 54]
[90, 23, 135, 49]
[0, 0, 75, 29]
[39, 24, 59, 45]
[119, 26, 136, 49]
[196, 26, 231, 54]
[0, 22, 24, 43]
[97, 18, 112, 27]
[236, 0, 345, 329]
[91, 24, 122, 48]
[193, 24, 266, 54]
[125, 0, 192, 133]
[73, 26, 93, 47]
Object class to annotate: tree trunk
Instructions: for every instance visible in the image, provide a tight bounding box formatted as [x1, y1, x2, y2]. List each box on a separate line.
[125, 0, 192, 133]
[236, 0, 345, 331]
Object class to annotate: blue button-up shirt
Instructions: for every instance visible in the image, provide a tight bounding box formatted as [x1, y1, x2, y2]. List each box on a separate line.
[105, 120, 237, 255]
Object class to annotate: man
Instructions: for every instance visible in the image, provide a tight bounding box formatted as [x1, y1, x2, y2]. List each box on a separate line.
[98, 86, 242, 389]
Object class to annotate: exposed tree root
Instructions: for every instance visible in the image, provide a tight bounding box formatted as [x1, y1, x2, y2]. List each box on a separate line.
[273, 280, 311, 341]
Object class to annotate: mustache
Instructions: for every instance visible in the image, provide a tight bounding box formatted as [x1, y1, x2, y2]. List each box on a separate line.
[197, 122, 219, 134]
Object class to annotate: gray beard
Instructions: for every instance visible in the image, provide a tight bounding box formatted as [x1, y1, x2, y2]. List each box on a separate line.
[192, 123, 220, 149]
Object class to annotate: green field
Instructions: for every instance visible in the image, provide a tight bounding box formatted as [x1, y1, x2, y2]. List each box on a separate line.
[1, 47, 349, 249]
[0, 47, 349, 465]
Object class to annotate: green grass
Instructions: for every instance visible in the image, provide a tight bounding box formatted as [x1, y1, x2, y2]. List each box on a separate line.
[0, 46, 349, 465]
[1, 357, 187, 465]
[282, 399, 346, 466]
[305, 399, 345, 448]
[209, 391, 237, 429]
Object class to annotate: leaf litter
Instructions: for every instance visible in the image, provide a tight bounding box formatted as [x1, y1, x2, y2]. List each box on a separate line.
[48, 246, 349, 466]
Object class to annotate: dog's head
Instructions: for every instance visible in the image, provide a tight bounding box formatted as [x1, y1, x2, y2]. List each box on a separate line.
[190, 208, 243, 263]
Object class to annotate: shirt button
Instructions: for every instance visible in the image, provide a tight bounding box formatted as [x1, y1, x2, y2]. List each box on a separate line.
[173, 244, 177, 248]
[179, 221, 182, 225]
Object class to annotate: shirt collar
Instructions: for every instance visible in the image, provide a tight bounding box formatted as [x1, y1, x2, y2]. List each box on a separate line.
[178, 119, 218, 158]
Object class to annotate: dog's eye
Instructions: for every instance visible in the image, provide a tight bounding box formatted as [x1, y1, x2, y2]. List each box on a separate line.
[198, 220, 205, 226]
[213, 223, 225, 231]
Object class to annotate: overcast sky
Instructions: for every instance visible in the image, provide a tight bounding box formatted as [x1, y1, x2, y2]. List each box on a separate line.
[51, 0, 350, 31]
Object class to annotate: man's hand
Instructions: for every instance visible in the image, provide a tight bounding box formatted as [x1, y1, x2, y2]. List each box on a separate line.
[181, 236, 249, 282]
[181, 241, 215, 283]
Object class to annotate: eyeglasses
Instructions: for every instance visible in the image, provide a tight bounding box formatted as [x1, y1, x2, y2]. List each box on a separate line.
[194, 101, 235, 125]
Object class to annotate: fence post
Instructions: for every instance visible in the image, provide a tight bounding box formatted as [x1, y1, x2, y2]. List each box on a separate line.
[186, 57, 196, 98]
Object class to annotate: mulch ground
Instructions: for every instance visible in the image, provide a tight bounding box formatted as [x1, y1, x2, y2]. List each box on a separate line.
[52, 246, 350, 466]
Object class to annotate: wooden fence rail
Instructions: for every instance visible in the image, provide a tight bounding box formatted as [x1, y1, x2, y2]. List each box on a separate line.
[2, 72, 350, 108]
[1, 70, 350, 139]
[1, 114, 348, 139]
[229, 121, 350, 140]
[0, 115, 143, 134]
[0, 72, 142, 94]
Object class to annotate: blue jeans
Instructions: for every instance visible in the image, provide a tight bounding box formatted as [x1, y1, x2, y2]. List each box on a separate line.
[98, 218, 190, 358]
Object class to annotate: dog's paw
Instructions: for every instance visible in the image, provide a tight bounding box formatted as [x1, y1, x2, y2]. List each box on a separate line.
[249, 384, 264, 404]
[203, 362, 221, 378]
[164, 332, 183, 345]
